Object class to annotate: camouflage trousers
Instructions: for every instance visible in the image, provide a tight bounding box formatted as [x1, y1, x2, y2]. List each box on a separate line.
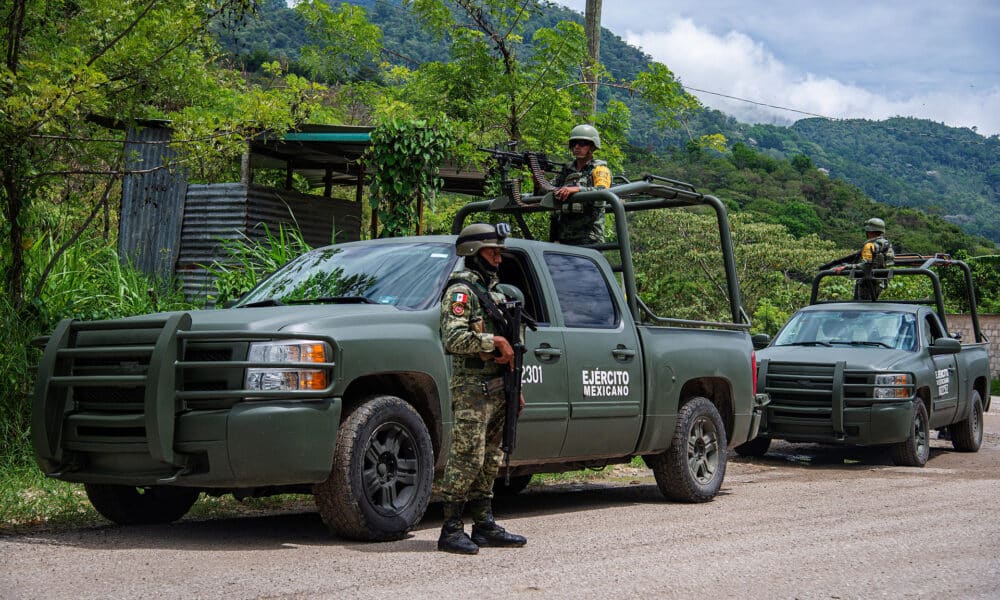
[553, 204, 605, 245]
[436, 376, 506, 504]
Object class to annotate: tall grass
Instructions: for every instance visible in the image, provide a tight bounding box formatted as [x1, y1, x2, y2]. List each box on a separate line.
[204, 224, 312, 305]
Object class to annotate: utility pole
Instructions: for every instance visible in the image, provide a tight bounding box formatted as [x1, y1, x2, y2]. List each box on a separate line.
[584, 0, 603, 119]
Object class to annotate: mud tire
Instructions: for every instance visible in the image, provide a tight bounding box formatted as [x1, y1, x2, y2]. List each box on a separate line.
[647, 397, 727, 503]
[734, 435, 771, 457]
[314, 395, 433, 541]
[493, 475, 532, 496]
[949, 391, 984, 452]
[891, 401, 930, 467]
[84, 484, 199, 525]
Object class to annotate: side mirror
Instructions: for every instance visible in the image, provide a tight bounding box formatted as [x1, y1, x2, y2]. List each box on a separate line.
[929, 337, 961, 355]
[751, 333, 771, 350]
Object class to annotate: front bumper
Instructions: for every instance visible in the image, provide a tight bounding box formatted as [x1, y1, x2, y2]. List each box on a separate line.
[51, 399, 342, 487]
[760, 400, 915, 445]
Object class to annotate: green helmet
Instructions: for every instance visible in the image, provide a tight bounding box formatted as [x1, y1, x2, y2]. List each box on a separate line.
[864, 217, 886, 233]
[569, 123, 601, 149]
[456, 222, 510, 256]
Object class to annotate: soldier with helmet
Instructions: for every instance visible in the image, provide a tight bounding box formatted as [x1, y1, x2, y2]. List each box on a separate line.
[436, 222, 527, 555]
[550, 123, 613, 245]
[835, 217, 895, 300]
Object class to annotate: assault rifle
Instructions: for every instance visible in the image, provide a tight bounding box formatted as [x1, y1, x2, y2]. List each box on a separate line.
[497, 298, 536, 481]
[478, 143, 560, 208]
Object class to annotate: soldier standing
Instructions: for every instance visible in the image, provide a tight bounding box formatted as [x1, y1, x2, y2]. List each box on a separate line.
[437, 222, 527, 555]
[550, 124, 613, 245]
[835, 217, 895, 300]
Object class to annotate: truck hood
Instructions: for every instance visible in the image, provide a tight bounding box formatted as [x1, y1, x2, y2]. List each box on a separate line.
[130, 305, 436, 342]
[758, 345, 917, 371]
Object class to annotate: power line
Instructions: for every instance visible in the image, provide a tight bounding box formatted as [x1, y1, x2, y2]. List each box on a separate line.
[680, 85, 996, 146]
[682, 85, 835, 120]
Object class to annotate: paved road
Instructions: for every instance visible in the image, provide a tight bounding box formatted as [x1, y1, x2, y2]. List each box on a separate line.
[3, 404, 1000, 600]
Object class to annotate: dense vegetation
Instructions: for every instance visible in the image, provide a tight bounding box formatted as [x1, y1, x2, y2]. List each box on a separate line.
[219, 1, 1000, 245]
[2, 0, 997, 527]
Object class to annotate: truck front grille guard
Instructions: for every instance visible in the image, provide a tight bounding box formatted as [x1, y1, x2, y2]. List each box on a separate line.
[32, 313, 336, 472]
[760, 360, 914, 436]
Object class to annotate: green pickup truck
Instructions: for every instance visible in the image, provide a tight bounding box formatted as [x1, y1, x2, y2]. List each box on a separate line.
[32, 175, 767, 541]
[743, 254, 991, 466]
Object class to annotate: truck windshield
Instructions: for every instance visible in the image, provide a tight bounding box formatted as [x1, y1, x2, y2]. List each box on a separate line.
[773, 310, 918, 351]
[237, 242, 458, 310]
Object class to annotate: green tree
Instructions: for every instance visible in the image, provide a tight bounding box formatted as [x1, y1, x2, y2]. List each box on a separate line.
[397, 0, 696, 161]
[630, 211, 840, 323]
[366, 116, 457, 237]
[0, 0, 375, 312]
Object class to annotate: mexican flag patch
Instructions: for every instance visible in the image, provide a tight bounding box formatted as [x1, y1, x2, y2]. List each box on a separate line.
[451, 292, 469, 303]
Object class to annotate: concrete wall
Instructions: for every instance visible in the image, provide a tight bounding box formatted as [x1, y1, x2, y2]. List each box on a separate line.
[945, 313, 999, 378]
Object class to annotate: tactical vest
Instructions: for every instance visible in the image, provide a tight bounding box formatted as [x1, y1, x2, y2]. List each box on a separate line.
[871, 236, 895, 269]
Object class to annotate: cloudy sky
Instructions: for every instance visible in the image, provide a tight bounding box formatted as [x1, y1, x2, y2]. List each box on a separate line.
[556, 1, 1000, 137]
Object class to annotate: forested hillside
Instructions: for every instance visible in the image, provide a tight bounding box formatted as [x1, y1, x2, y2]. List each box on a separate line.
[741, 118, 1000, 243]
[217, 0, 1000, 245]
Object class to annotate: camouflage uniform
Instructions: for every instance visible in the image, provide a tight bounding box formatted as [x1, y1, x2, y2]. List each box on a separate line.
[437, 269, 508, 504]
[551, 158, 612, 245]
[852, 234, 895, 301]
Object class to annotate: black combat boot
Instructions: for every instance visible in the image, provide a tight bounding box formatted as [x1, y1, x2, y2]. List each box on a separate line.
[437, 502, 479, 555]
[468, 498, 527, 548]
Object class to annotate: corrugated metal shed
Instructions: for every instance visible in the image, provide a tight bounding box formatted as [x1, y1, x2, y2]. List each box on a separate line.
[175, 184, 361, 300]
[117, 122, 485, 301]
[119, 126, 188, 280]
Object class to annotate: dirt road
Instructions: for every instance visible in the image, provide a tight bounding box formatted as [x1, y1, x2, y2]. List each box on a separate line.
[4, 408, 1000, 599]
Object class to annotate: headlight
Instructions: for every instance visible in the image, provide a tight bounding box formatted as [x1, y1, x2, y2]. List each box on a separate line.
[245, 340, 331, 392]
[874, 373, 911, 399]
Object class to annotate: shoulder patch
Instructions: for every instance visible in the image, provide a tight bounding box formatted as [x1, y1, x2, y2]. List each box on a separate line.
[451, 301, 466, 316]
[592, 164, 612, 189]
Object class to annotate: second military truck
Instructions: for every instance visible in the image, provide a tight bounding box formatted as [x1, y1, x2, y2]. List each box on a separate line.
[33, 176, 767, 540]
[743, 254, 990, 466]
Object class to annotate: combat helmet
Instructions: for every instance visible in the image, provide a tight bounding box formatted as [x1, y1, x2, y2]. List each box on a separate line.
[456, 222, 510, 256]
[864, 217, 886, 233]
[568, 124, 601, 149]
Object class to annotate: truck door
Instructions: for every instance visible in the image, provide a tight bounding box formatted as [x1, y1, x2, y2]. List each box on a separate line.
[498, 250, 569, 459]
[922, 313, 958, 426]
[541, 251, 643, 458]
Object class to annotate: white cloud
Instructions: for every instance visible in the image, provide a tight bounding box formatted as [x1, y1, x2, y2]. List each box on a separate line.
[623, 19, 1000, 136]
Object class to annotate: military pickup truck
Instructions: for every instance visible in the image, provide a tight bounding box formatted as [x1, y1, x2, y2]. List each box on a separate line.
[742, 254, 991, 466]
[32, 175, 767, 541]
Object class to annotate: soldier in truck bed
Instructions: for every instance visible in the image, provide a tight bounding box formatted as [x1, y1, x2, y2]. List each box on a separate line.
[550, 124, 613, 246]
[436, 222, 527, 555]
[834, 217, 895, 301]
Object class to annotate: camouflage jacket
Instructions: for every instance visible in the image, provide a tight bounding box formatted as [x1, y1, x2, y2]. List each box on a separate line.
[552, 159, 612, 245]
[440, 268, 507, 377]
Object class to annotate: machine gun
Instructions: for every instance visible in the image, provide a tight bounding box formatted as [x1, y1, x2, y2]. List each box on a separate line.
[478, 143, 560, 208]
[818, 251, 861, 271]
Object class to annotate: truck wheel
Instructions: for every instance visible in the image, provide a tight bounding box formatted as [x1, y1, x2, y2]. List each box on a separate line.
[890, 401, 930, 467]
[647, 396, 727, 503]
[493, 475, 532, 496]
[314, 395, 433, 541]
[948, 391, 984, 452]
[734, 435, 771, 457]
[84, 484, 199, 525]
